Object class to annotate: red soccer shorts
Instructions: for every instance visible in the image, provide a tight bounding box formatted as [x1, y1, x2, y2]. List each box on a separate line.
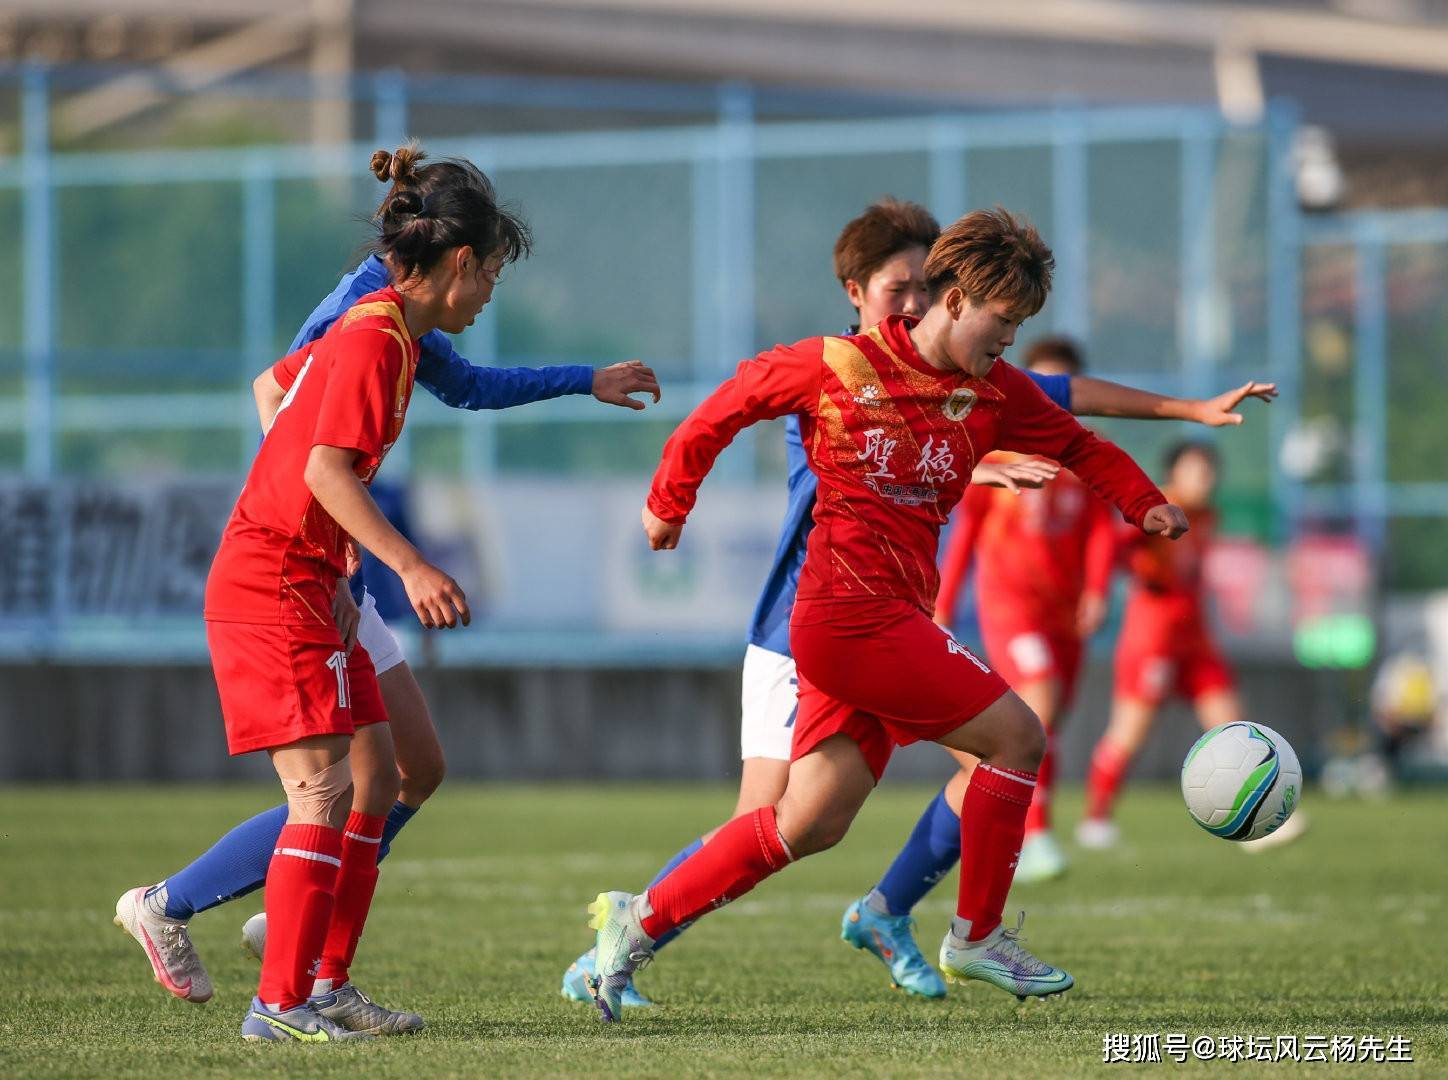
[789, 598, 1012, 781]
[979, 614, 1084, 709]
[1113, 620, 1234, 707]
[207, 621, 388, 755]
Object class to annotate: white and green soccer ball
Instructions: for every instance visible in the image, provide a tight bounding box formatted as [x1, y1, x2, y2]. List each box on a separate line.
[1180, 722, 1302, 842]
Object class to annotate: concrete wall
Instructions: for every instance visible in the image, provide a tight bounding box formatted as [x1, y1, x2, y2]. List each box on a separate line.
[0, 658, 1345, 785]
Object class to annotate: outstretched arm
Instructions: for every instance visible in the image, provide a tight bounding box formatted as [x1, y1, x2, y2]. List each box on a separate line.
[417, 331, 659, 412]
[644, 341, 821, 550]
[998, 367, 1186, 538]
[1069, 375, 1277, 427]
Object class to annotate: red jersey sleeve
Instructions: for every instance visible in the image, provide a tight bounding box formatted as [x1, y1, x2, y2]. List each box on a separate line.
[648, 340, 822, 524]
[934, 483, 992, 623]
[311, 327, 407, 460]
[271, 348, 308, 391]
[993, 364, 1165, 529]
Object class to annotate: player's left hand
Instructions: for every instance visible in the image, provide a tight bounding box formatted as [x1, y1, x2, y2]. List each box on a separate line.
[332, 578, 361, 655]
[1192, 381, 1278, 426]
[1143, 503, 1190, 539]
[971, 456, 1060, 493]
[594, 361, 661, 411]
[642, 506, 683, 550]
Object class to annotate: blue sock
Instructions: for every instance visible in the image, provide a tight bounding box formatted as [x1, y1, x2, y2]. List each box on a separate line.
[160, 804, 288, 920]
[159, 799, 423, 921]
[872, 788, 962, 916]
[377, 800, 418, 863]
[646, 838, 703, 952]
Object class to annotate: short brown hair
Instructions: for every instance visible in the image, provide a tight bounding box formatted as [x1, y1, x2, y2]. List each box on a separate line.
[1023, 335, 1084, 373]
[923, 207, 1054, 317]
[833, 198, 941, 287]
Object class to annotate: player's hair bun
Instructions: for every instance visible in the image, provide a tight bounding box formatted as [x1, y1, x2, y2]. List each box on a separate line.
[370, 142, 426, 184]
[388, 189, 426, 218]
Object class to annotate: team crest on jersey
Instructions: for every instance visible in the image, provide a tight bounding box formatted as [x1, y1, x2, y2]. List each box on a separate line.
[943, 387, 977, 421]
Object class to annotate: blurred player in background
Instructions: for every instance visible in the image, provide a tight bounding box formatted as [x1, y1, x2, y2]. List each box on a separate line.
[1076, 441, 1294, 849]
[561, 199, 1277, 1006]
[584, 207, 1190, 1024]
[115, 146, 660, 1016]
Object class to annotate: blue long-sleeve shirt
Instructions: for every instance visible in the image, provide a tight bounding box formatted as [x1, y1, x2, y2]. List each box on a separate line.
[290, 255, 595, 407]
[289, 256, 595, 604]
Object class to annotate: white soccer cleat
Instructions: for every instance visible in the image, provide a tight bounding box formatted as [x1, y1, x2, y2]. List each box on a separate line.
[241, 911, 267, 962]
[113, 886, 213, 1003]
[938, 912, 1073, 1001]
[1075, 818, 1120, 850]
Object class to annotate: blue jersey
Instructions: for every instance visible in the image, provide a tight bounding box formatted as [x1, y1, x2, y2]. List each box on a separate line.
[746, 370, 1074, 657]
[289, 256, 595, 601]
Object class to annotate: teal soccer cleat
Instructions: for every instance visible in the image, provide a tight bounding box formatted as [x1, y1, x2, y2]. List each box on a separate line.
[938, 912, 1073, 1001]
[841, 897, 947, 999]
[561, 947, 654, 1008]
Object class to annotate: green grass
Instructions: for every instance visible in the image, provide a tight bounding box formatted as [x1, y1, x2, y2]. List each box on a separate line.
[1, 783, 1445, 1077]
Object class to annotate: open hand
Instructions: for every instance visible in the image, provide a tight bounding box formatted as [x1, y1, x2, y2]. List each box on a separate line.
[971, 456, 1060, 493]
[401, 561, 470, 629]
[594, 361, 662, 411]
[1193, 381, 1278, 427]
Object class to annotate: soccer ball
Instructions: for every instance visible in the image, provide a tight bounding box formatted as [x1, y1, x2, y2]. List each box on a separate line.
[1180, 722, 1302, 842]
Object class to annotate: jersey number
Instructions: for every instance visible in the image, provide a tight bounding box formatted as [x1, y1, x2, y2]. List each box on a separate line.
[326, 649, 350, 709]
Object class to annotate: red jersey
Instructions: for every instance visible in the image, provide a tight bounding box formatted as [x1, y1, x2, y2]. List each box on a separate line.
[204, 287, 419, 626]
[936, 454, 1117, 636]
[648, 315, 1164, 618]
[1121, 506, 1216, 629]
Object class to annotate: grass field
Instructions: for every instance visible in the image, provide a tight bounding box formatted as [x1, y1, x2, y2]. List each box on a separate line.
[2, 782, 1445, 1077]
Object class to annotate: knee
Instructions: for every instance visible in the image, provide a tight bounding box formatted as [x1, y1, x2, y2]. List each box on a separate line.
[776, 803, 851, 858]
[399, 752, 446, 804]
[1001, 700, 1047, 772]
[282, 757, 354, 829]
[354, 753, 402, 809]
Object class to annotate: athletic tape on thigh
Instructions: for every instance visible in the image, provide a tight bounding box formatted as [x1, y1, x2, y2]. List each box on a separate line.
[279, 756, 354, 823]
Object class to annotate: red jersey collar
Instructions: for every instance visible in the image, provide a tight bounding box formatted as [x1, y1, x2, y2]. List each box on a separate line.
[875, 314, 1007, 401]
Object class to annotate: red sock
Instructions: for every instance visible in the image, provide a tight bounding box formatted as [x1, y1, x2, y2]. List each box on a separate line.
[956, 763, 1036, 941]
[1024, 735, 1056, 835]
[641, 806, 792, 940]
[258, 823, 342, 1010]
[315, 811, 386, 987]
[1085, 740, 1131, 822]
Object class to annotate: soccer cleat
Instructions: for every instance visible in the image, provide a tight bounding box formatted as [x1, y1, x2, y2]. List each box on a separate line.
[840, 898, 946, 999]
[241, 911, 267, 962]
[309, 982, 425, 1035]
[939, 912, 1073, 1001]
[1075, 817, 1120, 850]
[240, 996, 373, 1042]
[585, 891, 655, 1023]
[113, 886, 213, 1004]
[1013, 832, 1068, 884]
[561, 948, 654, 1008]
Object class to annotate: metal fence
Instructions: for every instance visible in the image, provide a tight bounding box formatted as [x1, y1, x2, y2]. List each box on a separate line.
[0, 63, 1443, 662]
